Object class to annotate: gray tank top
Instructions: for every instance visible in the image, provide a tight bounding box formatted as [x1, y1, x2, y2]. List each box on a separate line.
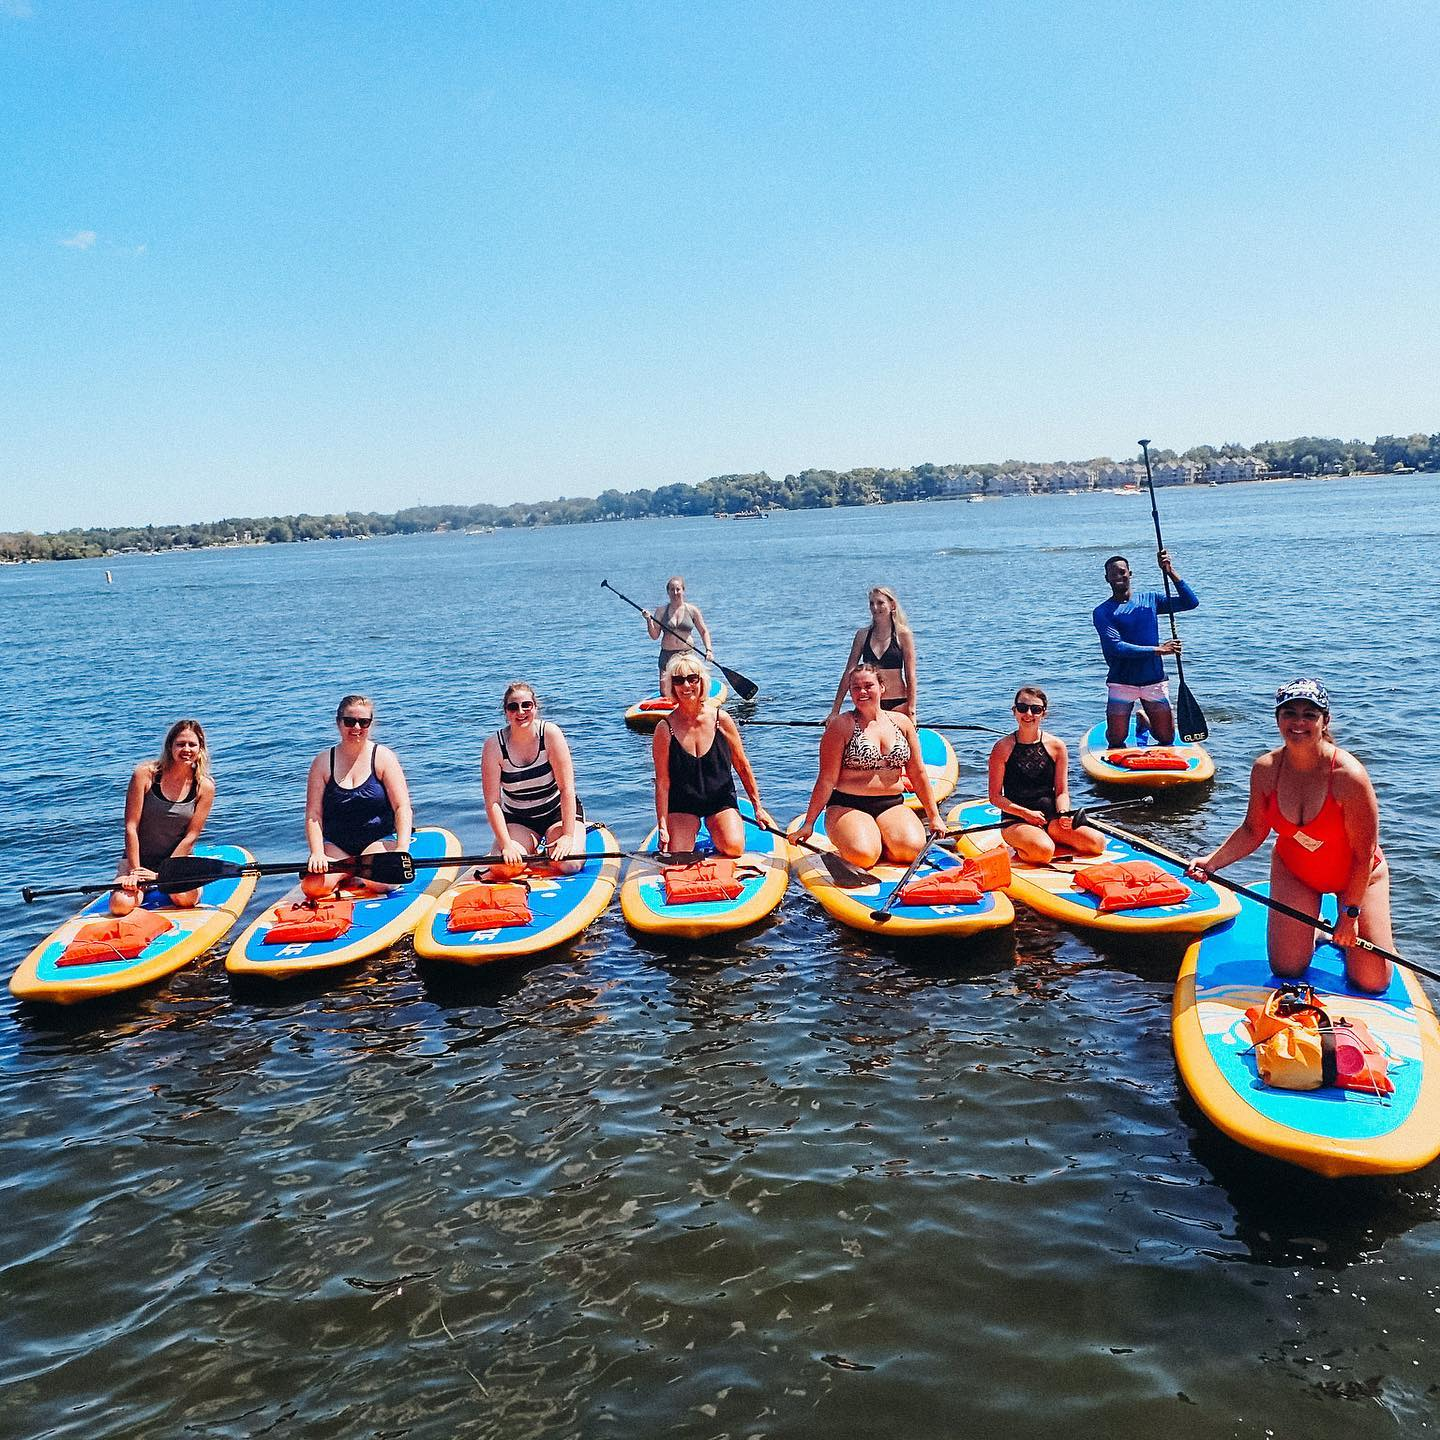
[138, 770, 199, 869]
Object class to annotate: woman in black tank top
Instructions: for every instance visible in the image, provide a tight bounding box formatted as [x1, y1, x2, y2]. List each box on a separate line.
[111, 718, 216, 916]
[829, 587, 918, 720]
[651, 657, 775, 856]
[986, 686, 1105, 865]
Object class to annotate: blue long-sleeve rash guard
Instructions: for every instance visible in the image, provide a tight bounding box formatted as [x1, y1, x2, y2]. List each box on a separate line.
[1092, 579, 1198, 686]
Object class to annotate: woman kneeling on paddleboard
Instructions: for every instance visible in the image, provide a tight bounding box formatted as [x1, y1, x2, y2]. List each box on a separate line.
[796, 663, 943, 868]
[1189, 679, 1393, 993]
[828, 586, 917, 721]
[482, 682, 586, 877]
[652, 657, 773, 856]
[111, 719, 217, 916]
[987, 686, 1105, 864]
[302, 694, 413, 897]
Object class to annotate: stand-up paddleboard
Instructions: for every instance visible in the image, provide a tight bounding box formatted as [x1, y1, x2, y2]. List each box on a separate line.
[904, 727, 958, 809]
[414, 824, 621, 964]
[1173, 889, 1440, 1177]
[11, 843, 258, 1005]
[946, 799, 1238, 936]
[623, 673, 729, 731]
[620, 800, 787, 938]
[789, 810, 1013, 940]
[1079, 716, 1213, 789]
[227, 827, 460, 981]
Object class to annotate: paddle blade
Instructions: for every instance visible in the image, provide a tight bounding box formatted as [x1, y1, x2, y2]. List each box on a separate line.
[820, 851, 873, 888]
[153, 855, 239, 891]
[1176, 681, 1208, 743]
[719, 663, 759, 701]
[351, 851, 415, 885]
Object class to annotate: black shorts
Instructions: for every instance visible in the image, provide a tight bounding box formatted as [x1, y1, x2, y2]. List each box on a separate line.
[880, 696, 908, 712]
[827, 789, 906, 819]
[503, 797, 584, 834]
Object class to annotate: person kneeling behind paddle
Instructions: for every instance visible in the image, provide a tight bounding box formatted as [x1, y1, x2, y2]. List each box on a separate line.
[652, 656, 773, 856]
[794, 662, 944, 868]
[111, 719, 217, 916]
[987, 686, 1105, 864]
[302, 694, 413, 898]
[1187, 679, 1393, 993]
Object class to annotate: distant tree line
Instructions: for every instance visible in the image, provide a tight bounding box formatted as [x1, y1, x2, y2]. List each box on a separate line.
[4, 430, 1437, 563]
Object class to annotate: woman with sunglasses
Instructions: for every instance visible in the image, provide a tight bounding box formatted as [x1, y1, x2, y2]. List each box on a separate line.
[110, 718, 217, 916]
[302, 694, 413, 896]
[795, 662, 943, 867]
[652, 657, 773, 855]
[481, 682, 586, 876]
[828, 587, 917, 721]
[643, 576, 713, 698]
[986, 686, 1104, 863]
[1188, 679, 1392, 992]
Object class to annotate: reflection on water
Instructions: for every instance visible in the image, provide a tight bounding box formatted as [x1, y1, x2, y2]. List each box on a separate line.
[3, 479, 1439, 1437]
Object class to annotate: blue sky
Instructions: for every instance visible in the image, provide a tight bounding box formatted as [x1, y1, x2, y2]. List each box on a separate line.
[3, 1, 1437, 531]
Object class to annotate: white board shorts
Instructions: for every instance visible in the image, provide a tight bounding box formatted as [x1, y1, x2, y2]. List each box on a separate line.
[1107, 680, 1171, 704]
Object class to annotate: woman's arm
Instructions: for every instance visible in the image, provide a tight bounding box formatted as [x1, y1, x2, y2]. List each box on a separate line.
[829, 631, 866, 717]
[1192, 756, 1272, 875]
[717, 712, 773, 830]
[376, 747, 413, 850]
[171, 775, 215, 859]
[651, 721, 673, 850]
[481, 736, 522, 865]
[796, 717, 847, 839]
[120, 765, 148, 876]
[1332, 756, 1381, 947]
[689, 604, 714, 658]
[546, 725, 580, 860]
[304, 754, 329, 871]
[898, 714, 942, 832]
[899, 626, 918, 721]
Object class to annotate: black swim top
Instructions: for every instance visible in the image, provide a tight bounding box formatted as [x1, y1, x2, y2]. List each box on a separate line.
[860, 623, 904, 670]
[842, 715, 910, 772]
[137, 769, 199, 870]
[321, 745, 395, 856]
[665, 722, 739, 819]
[1002, 737, 1058, 818]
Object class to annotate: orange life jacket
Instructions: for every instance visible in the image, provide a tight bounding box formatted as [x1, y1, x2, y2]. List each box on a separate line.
[264, 899, 356, 944]
[58, 909, 173, 967]
[662, 859, 746, 905]
[896, 849, 1012, 906]
[447, 883, 533, 932]
[1103, 748, 1190, 772]
[1243, 984, 1394, 1095]
[1072, 859, 1191, 911]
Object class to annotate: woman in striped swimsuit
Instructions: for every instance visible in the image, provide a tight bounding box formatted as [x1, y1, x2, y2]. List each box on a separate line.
[481, 682, 586, 876]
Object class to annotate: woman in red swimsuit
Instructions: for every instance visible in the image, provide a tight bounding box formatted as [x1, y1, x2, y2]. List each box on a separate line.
[1190, 679, 1392, 992]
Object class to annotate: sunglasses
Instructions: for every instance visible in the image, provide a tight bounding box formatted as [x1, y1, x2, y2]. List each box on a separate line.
[672, 674, 703, 687]
[340, 715, 373, 728]
[1014, 703, 1046, 715]
[505, 700, 535, 713]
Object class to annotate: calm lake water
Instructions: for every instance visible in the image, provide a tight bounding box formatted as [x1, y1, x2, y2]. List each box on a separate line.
[2, 476, 1438, 1439]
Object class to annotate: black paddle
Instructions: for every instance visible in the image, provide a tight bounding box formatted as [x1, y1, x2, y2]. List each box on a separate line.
[937, 796, 1154, 846]
[20, 850, 419, 903]
[741, 718, 1003, 735]
[1138, 439, 1208, 743]
[869, 833, 944, 923]
[601, 579, 760, 701]
[1085, 815, 1439, 986]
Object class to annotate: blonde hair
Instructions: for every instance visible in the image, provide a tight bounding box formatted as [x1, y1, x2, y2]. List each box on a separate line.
[153, 719, 210, 785]
[869, 586, 908, 628]
[665, 654, 710, 686]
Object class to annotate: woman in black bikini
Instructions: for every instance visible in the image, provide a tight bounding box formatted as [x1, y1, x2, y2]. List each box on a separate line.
[797, 663, 943, 868]
[651, 657, 773, 856]
[111, 719, 217, 916]
[481, 681, 585, 876]
[829, 587, 917, 720]
[986, 685, 1104, 864]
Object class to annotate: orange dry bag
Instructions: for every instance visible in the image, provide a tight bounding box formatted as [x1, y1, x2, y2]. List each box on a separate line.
[1072, 860, 1191, 912]
[1243, 984, 1394, 1095]
[447, 883, 533, 932]
[58, 909, 173, 967]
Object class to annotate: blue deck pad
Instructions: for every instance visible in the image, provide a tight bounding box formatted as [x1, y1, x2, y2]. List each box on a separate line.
[439, 826, 614, 944]
[1191, 891, 1422, 1141]
[34, 843, 251, 982]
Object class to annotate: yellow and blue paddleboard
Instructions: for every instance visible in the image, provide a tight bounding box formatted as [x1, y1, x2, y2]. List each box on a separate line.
[620, 800, 787, 938]
[1174, 889, 1440, 1177]
[946, 799, 1239, 936]
[414, 824, 621, 964]
[1079, 717, 1214, 789]
[11, 843, 258, 1005]
[905, 727, 958, 809]
[226, 827, 459, 981]
[623, 673, 729, 731]
[789, 810, 1013, 940]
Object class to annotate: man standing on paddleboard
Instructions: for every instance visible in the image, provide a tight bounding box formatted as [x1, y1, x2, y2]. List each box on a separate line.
[1092, 550, 1197, 745]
